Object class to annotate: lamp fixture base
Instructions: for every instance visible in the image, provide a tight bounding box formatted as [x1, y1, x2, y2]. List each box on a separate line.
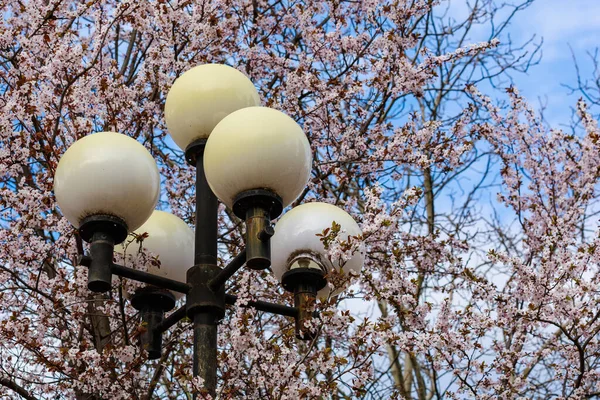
[282, 267, 326, 340]
[233, 190, 282, 270]
[79, 215, 127, 293]
[281, 267, 327, 293]
[131, 287, 176, 360]
[232, 189, 283, 220]
[185, 138, 207, 166]
[79, 214, 128, 244]
[131, 286, 177, 312]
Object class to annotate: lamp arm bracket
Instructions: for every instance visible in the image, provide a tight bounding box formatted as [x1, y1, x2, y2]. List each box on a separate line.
[156, 305, 188, 334]
[207, 249, 247, 291]
[225, 293, 299, 318]
[78, 255, 191, 294]
[111, 263, 191, 294]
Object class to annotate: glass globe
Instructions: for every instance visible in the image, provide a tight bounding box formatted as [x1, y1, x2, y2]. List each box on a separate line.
[203, 106, 312, 210]
[271, 202, 364, 298]
[54, 132, 160, 232]
[164, 64, 261, 151]
[118, 210, 194, 299]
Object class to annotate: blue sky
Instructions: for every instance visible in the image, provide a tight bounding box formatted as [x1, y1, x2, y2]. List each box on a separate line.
[499, 0, 600, 125]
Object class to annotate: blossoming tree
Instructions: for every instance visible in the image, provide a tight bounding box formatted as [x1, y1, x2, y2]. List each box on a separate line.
[1, 0, 599, 398]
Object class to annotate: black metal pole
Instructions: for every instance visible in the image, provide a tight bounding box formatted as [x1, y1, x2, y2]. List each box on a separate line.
[193, 313, 218, 398]
[194, 143, 218, 266]
[187, 140, 221, 399]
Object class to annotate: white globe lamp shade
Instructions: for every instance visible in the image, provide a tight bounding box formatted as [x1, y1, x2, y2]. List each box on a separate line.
[119, 210, 194, 299]
[271, 202, 364, 298]
[203, 107, 312, 212]
[54, 132, 160, 233]
[165, 64, 261, 151]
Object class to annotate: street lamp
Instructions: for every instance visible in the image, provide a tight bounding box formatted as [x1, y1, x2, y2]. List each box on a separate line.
[53, 64, 364, 398]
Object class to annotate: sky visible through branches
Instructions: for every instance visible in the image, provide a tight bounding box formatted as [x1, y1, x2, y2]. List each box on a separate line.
[2, 0, 600, 398]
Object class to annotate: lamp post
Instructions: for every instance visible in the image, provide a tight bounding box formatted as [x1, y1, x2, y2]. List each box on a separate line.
[53, 64, 364, 398]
